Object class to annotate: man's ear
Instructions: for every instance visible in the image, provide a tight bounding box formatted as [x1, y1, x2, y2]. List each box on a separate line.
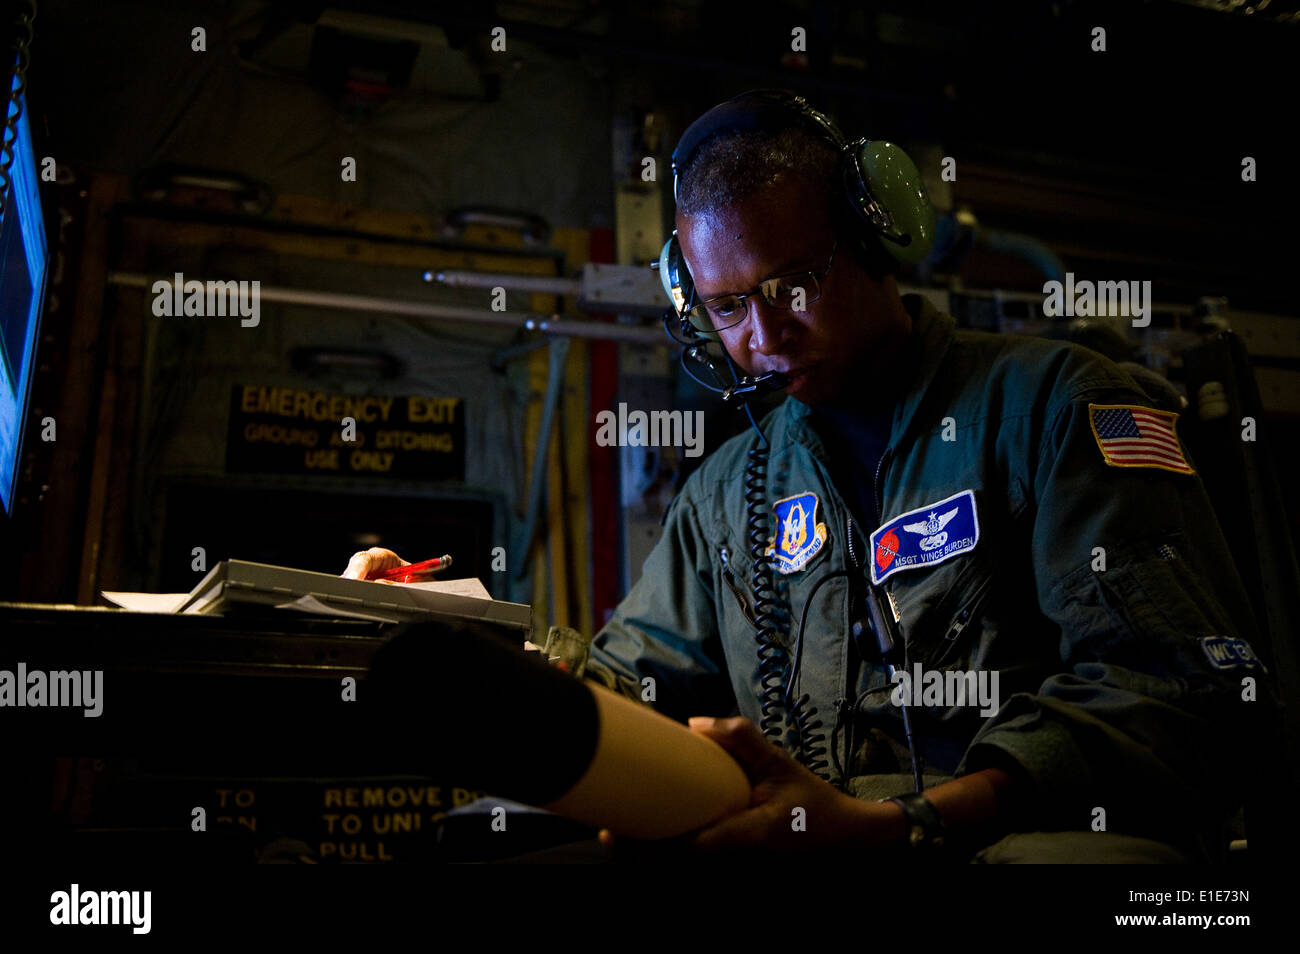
[845, 232, 900, 283]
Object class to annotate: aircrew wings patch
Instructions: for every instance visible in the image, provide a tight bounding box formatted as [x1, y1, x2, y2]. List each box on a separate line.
[1088, 404, 1194, 475]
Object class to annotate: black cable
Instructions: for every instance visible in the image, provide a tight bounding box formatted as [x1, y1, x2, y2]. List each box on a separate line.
[839, 682, 921, 789]
[864, 583, 926, 794]
[838, 682, 898, 783]
[744, 442, 789, 743]
[789, 696, 828, 778]
[679, 346, 727, 394]
[786, 569, 849, 778]
[898, 684, 923, 793]
[737, 403, 832, 778]
[788, 570, 849, 698]
[896, 599, 924, 793]
[666, 304, 840, 780]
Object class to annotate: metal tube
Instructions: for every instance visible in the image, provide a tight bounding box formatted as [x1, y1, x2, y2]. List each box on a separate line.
[428, 269, 581, 295]
[107, 271, 669, 345]
[515, 337, 571, 581]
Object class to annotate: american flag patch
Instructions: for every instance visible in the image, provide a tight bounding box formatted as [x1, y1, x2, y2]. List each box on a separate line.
[1088, 404, 1194, 475]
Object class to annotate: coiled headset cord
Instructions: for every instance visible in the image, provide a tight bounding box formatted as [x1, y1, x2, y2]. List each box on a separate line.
[742, 409, 926, 790]
[670, 315, 834, 779]
[742, 406, 830, 778]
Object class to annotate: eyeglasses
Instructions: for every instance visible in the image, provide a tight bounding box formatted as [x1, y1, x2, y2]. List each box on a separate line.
[683, 241, 838, 334]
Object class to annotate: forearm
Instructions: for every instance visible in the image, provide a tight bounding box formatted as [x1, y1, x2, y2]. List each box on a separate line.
[924, 767, 1017, 846]
[843, 767, 1017, 852]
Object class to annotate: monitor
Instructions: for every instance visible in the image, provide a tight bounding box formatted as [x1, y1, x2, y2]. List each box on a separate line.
[0, 74, 48, 515]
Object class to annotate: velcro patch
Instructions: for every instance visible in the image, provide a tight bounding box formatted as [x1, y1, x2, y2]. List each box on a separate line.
[764, 492, 828, 575]
[870, 489, 980, 585]
[1201, 635, 1265, 672]
[1088, 403, 1194, 475]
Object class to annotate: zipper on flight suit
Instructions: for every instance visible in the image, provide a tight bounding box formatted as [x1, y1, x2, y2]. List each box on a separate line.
[845, 515, 864, 571]
[932, 572, 995, 667]
[873, 447, 892, 532]
[719, 546, 759, 627]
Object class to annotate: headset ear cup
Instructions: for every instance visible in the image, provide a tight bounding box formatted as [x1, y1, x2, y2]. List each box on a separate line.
[658, 234, 722, 343]
[843, 139, 936, 265]
[658, 234, 689, 311]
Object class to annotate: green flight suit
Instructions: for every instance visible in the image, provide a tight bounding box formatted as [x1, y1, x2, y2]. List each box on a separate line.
[568, 293, 1269, 861]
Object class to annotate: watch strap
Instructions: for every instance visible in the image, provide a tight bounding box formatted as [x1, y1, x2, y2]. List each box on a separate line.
[887, 792, 947, 851]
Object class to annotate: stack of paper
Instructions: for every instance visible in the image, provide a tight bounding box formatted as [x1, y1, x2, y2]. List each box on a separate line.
[102, 559, 530, 632]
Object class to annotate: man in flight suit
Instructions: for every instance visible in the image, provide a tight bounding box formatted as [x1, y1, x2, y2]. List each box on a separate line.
[566, 93, 1270, 862]
[348, 93, 1271, 861]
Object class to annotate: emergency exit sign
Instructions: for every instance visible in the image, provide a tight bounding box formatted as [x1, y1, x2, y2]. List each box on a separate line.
[227, 385, 465, 481]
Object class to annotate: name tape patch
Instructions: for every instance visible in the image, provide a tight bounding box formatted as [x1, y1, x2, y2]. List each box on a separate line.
[870, 489, 980, 585]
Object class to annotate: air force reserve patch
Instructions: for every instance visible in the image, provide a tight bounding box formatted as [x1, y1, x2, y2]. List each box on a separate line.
[765, 492, 828, 574]
[1088, 403, 1194, 475]
[870, 489, 980, 585]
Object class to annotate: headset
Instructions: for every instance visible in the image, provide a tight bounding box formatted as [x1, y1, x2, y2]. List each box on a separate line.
[658, 87, 935, 358]
[657, 90, 935, 786]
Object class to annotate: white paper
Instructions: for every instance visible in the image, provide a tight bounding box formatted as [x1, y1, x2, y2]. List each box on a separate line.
[102, 574, 500, 622]
[401, 577, 492, 600]
[101, 592, 189, 613]
[275, 593, 403, 623]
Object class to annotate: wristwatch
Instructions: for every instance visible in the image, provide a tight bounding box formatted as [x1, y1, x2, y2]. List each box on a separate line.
[885, 792, 947, 852]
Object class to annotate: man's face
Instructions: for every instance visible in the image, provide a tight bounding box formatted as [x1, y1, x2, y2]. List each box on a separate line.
[676, 178, 907, 407]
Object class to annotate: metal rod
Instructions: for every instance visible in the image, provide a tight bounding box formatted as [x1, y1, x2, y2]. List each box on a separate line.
[428, 269, 581, 295]
[107, 271, 669, 345]
[515, 337, 570, 582]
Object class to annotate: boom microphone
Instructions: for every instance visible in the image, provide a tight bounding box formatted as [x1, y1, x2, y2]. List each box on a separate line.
[722, 370, 790, 405]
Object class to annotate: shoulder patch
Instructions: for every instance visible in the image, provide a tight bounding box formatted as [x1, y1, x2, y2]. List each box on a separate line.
[765, 492, 828, 575]
[1201, 635, 1266, 672]
[870, 489, 980, 585]
[1088, 403, 1194, 475]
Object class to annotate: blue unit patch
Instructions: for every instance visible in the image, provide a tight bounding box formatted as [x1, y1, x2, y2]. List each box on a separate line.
[1201, 635, 1265, 672]
[765, 492, 828, 574]
[870, 489, 980, 585]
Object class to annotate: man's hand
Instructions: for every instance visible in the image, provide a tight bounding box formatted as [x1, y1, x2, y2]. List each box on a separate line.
[686, 716, 904, 854]
[341, 547, 408, 582]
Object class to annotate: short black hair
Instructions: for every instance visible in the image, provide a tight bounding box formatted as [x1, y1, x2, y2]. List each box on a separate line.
[675, 124, 899, 280]
[676, 125, 838, 217]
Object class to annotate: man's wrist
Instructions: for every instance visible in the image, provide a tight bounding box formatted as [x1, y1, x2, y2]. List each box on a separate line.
[841, 793, 909, 849]
[839, 766, 1020, 853]
[886, 791, 948, 852]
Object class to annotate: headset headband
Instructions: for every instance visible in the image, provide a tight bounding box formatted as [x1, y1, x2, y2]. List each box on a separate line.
[671, 89, 845, 200]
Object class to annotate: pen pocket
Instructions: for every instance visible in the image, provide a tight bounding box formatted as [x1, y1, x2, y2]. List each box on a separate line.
[719, 546, 760, 628]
